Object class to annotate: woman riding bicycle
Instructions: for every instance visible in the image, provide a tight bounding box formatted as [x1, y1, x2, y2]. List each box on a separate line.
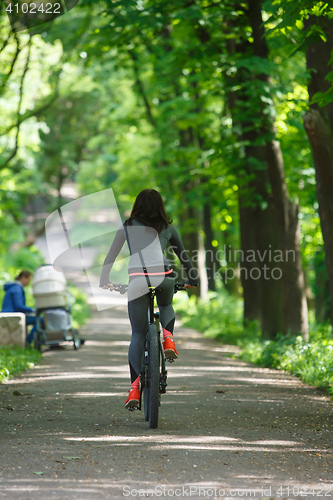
[99, 189, 198, 408]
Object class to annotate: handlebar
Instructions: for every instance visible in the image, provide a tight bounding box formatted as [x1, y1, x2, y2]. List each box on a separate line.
[102, 283, 190, 294]
[111, 283, 128, 294]
[174, 283, 186, 293]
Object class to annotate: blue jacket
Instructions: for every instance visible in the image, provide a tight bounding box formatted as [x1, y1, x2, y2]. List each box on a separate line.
[1, 282, 34, 314]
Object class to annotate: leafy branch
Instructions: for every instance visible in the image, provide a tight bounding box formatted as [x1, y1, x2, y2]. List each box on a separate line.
[0, 32, 20, 97]
[1, 35, 32, 169]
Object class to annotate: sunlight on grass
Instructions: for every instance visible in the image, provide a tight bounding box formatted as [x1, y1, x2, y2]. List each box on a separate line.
[0, 346, 41, 383]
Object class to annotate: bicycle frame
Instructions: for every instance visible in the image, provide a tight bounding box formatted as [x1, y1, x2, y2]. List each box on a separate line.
[139, 287, 168, 411]
[110, 282, 186, 428]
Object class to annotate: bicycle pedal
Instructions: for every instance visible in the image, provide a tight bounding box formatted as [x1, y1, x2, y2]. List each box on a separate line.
[166, 358, 175, 363]
[127, 405, 139, 412]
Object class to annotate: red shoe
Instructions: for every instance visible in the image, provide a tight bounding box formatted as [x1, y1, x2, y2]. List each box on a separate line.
[124, 387, 140, 409]
[163, 337, 178, 360]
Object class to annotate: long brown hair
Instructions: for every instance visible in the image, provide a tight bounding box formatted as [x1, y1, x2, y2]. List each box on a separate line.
[126, 189, 172, 233]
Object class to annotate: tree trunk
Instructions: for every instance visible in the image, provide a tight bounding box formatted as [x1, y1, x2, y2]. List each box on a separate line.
[226, 43, 285, 335]
[238, 197, 263, 325]
[303, 15, 333, 327]
[249, 144, 285, 338]
[314, 251, 332, 323]
[203, 202, 216, 292]
[225, 34, 267, 327]
[248, 0, 308, 337]
[304, 109, 333, 326]
[225, 0, 308, 337]
[265, 140, 309, 338]
[179, 202, 201, 298]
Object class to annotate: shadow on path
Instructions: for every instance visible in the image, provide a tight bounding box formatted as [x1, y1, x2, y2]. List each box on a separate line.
[0, 305, 332, 500]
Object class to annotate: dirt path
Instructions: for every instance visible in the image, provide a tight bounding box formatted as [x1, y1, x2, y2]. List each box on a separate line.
[0, 305, 332, 500]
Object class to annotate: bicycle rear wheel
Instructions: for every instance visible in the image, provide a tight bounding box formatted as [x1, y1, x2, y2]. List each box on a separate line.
[144, 323, 160, 429]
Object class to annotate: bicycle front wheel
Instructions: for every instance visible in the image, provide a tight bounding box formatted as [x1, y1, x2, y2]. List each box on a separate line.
[144, 323, 160, 429]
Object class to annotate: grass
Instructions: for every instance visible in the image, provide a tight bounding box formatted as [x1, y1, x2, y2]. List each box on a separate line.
[174, 289, 333, 396]
[0, 345, 42, 383]
[174, 288, 260, 343]
[238, 326, 333, 395]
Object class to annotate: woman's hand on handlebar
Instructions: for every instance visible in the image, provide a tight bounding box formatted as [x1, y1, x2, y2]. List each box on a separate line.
[101, 283, 114, 291]
[103, 282, 196, 292]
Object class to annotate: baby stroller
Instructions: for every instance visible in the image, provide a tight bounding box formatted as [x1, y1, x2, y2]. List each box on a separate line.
[32, 265, 81, 351]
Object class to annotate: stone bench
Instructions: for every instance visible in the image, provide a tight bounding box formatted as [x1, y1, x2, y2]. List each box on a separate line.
[0, 313, 26, 349]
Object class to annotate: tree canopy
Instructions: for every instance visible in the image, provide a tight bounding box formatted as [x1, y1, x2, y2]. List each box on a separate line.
[1, 0, 333, 338]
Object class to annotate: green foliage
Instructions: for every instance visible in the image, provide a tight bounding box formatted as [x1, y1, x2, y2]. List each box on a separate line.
[0, 345, 41, 383]
[0, 246, 44, 308]
[176, 289, 333, 395]
[239, 325, 333, 395]
[68, 285, 91, 329]
[174, 287, 261, 343]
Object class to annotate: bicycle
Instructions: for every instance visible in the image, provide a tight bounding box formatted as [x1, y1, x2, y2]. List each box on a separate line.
[111, 282, 186, 429]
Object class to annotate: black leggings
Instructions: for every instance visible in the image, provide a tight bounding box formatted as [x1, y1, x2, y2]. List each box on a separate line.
[127, 274, 176, 383]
